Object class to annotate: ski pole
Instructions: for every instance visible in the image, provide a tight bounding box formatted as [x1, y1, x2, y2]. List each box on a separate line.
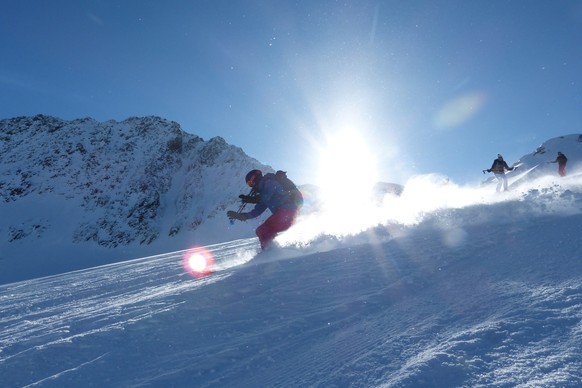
[236, 199, 248, 213]
[237, 188, 256, 212]
[230, 189, 255, 224]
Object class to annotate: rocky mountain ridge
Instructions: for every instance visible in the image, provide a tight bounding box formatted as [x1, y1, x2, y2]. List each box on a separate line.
[1, 115, 269, 249]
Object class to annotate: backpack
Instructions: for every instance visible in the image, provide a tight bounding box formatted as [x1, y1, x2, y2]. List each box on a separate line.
[274, 170, 303, 207]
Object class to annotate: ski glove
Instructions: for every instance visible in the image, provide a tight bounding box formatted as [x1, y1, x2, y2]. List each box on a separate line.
[239, 194, 261, 204]
[227, 211, 247, 221]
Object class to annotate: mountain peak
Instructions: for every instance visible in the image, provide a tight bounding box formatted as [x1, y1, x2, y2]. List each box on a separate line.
[0, 115, 270, 274]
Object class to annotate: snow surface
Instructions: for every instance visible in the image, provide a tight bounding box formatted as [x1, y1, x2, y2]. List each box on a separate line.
[1, 134, 582, 386]
[2, 175, 582, 385]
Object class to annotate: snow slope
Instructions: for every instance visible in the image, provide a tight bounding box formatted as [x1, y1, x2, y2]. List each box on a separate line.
[1, 174, 582, 387]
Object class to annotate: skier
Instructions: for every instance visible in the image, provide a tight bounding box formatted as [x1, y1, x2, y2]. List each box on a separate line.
[549, 152, 567, 177]
[485, 154, 515, 192]
[227, 169, 300, 250]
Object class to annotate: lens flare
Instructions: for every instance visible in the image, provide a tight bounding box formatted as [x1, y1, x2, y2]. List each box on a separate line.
[434, 91, 487, 129]
[182, 247, 215, 278]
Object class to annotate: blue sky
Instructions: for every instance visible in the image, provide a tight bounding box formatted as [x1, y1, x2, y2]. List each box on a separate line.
[1, 1, 581, 185]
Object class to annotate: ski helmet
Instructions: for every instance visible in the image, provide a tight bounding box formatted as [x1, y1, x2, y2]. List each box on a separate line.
[245, 169, 262, 187]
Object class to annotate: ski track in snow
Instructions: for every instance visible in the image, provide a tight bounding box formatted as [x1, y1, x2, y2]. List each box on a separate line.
[22, 352, 110, 388]
[0, 238, 259, 387]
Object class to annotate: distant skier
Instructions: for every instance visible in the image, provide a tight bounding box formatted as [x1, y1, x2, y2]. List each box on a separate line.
[485, 154, 516, 192]
[549, 152, 567, 177]
[227, 170, 301, 250]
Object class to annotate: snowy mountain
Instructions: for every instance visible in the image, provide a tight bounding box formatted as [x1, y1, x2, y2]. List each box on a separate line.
[1, 118, 582, 285]
[1, 162, 582, 386]
[0, 115, 274, 282]
[1, 124, 582, 385]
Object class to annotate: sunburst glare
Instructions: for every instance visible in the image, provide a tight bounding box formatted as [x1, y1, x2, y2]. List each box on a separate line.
[315, 128, 380, 234]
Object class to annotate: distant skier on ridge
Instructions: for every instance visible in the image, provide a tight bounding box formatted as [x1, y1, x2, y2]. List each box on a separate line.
[484, 154, 516, 192]
[227, 169, 302, 250]
[549, 152, 567, 177]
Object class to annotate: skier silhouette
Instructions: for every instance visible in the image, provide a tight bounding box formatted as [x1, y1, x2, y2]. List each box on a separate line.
[549, 152, 567, 177]
[485, 154, 515, 192]
[227, 170, 300, 250]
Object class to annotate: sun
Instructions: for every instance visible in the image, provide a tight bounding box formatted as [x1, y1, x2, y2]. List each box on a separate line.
[315, 128, 380, 233]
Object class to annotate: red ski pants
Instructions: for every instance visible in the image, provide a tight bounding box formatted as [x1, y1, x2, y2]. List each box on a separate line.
[256, 208, 298, 250]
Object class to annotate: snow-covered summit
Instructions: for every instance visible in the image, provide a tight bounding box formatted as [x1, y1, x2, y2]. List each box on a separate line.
[0, 115, 272, 281]
[520, 134, 582, 175]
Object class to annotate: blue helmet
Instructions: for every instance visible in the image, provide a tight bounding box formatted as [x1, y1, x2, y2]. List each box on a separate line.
[245, 169, 262, 188]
